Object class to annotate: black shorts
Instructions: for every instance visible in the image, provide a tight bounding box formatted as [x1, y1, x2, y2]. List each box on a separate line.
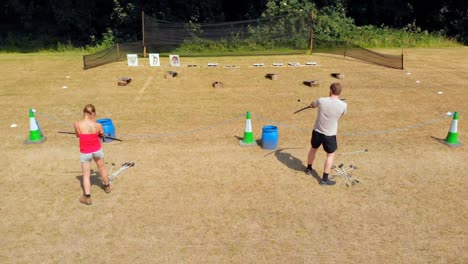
[310, 130, 337, 153]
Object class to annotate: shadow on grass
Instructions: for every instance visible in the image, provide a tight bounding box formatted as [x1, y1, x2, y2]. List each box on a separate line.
[266, 148, 321, 183]
[233, 135, 262, 148]
[75, 169, 106, 192]
[430, 135, 463, 147]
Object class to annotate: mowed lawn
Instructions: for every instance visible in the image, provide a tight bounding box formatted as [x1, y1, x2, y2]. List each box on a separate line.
[0, 48, 467, 263]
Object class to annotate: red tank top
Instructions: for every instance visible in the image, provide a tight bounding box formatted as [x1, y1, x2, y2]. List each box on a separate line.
[79, 133, 101, 153]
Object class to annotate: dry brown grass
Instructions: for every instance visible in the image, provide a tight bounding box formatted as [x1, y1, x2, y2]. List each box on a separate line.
[1, 48, 467, 263]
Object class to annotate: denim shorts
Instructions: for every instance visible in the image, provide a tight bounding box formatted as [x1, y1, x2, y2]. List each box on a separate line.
[80, 149, 104, 163]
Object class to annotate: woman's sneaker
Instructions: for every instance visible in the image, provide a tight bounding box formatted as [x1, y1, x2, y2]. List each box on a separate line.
[103, 184, 111, 194]
[79, 195, 92, 205]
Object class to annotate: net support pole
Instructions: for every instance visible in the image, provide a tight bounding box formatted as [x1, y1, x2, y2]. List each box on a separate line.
[142, 11, 146, 57]
[309, 29, 313, 54]
[401, 48, 405, 70]
[82, 47, 86, 69]
[344, 42, 347, 58]
[116, 43, 120, 57]
[309, 10, 317, 54]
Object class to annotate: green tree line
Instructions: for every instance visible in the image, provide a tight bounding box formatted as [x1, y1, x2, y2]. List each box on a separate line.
[1, 0, 466, 51]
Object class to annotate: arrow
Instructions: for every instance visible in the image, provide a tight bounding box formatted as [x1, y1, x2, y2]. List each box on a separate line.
[293, 105, 311, 114]
[58, 131, 123, 141]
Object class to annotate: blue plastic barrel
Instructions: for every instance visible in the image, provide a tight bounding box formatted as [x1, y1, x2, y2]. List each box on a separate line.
[262, 125, 278, 150]
[96, 118, 115, 143]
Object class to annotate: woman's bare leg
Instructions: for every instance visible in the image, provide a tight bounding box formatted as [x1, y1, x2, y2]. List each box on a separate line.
[94, 157, 109, 185]
[81, 162, 92, 195]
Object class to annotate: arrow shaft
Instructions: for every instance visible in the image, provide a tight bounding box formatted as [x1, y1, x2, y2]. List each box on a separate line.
[58, 131, 123, 141]
[293, 106, 311, 114]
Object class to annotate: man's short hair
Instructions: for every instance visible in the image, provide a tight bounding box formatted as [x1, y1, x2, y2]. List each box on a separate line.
[330, 83, 342, 95]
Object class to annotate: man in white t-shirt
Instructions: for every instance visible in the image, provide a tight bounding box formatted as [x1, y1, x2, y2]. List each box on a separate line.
[305, 83, 347, 185]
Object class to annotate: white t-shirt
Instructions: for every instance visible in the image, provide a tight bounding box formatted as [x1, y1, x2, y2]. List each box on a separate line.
[313, 97, 347, 136]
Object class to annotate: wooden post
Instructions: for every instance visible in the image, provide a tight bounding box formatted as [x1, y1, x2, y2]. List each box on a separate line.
[401, 48, 405, 70]
[309, 29, 313, 55]
[116, 43, 120, 57]
[344, 42, 347, 59]
[81, 47, 86, 69]
[142, 11, 146, 57]
[309, 10, 317, 54]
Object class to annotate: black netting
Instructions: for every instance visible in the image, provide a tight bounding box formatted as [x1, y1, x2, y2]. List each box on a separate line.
[344, 44, 403, 69]
[143, 15, 312, 56]
[83, 14, 403, 70]
[83, 42, 143, 69]
[315, 40, 403, 69]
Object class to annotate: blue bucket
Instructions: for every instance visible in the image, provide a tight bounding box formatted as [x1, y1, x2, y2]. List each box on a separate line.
[96, 118, 115, 143]
[262, 125, 278, 150]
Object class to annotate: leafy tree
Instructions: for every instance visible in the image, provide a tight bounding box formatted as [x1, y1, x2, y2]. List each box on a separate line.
[1, 0, 114, 49]
[344, 0, 412, 27]
[344, 0, 467, 44]
[412, 0, 468, 44]
[314, 3, 357, 41]
[1, 0, 465, 50]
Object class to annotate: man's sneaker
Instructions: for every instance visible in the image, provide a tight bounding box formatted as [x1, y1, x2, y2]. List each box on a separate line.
[320, 179, 336, 186]
[79, 195, 92, 205]
[305, 168, 313, 176]
[103, 184, 111, 194]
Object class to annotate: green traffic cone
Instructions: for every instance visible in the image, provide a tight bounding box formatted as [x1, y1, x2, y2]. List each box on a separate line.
[443, 112, 461, 147]
[25, 109, 45, 144]
[239, 111, 257, 146]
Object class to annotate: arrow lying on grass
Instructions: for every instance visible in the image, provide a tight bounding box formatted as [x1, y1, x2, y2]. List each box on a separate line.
[58, 131, 123, 141]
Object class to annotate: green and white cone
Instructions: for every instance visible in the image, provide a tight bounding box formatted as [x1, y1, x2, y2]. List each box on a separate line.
[239, 111, 257, 146]
[25, 109, 45, 144]
[443, 112, 461, 147]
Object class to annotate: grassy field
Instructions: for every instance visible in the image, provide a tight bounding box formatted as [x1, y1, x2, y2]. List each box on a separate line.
[1, 48, 467, 263]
